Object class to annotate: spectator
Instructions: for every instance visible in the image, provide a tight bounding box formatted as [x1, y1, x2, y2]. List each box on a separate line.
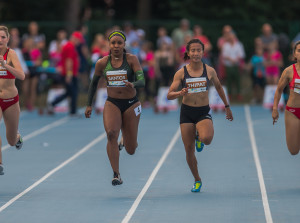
[217, 25, 236, 82]
[248, 46, 266, 104]
[222, 32, 245, 101]
[141, 41, 156, 105]
[77, 26, 90, 91]
[264, 40, 283, 84]
[154, 41, 175, 87]
[48, 29, 67, 68]
[47, 31, 83, 116]
[171, 18, 193, 50]
[22, 21, 46, 53]
[193, 25, 212, 65]
[259, 23, 278, 52]
[123, 21, 139, 49]
[157, 26, 173, 48]
[22, 38, 42, 111]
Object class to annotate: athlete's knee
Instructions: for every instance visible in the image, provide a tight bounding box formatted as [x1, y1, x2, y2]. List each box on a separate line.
[125, 143, 138, 155]
[289, 149, 299, 156]
[201, 136, 213, 145]
[106, 130, 119, 142]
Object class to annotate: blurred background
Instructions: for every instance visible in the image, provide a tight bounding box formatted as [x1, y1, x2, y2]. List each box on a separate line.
[2, 0, 300, 113]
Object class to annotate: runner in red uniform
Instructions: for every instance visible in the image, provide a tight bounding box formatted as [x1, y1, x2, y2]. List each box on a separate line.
[0, 26, 25, 175]
[273, 41, 300, 155]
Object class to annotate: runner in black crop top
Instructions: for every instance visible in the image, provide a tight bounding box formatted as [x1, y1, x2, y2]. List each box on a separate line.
[167, 38, 233, 192]
[181, 63, 209, 90]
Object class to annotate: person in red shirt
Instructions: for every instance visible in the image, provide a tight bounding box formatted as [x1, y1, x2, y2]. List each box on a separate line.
[48, 31, 83, 115]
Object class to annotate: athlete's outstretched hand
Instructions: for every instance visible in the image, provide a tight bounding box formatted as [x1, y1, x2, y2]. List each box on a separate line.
[272, 109, 279, 125]
[85, 106, 92, 118]
[225, 107, 233, 121]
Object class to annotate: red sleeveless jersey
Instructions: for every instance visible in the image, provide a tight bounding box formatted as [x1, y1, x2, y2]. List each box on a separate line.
[0, 48, 16, 79]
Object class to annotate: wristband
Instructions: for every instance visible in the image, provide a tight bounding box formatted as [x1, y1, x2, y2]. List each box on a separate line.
[225, 105, 230, 108]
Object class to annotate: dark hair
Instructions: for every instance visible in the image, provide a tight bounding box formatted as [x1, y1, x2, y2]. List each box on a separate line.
[108, 30, 126, 41]
[183, 39, 205, 61]
[108, 30, 127, 55]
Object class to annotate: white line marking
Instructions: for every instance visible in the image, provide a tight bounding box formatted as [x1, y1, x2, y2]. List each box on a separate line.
[122, 127, 181, 223]
[0, 132, 106, 212]
[245, 105, 273, 223]
[2, 117, 69, 152]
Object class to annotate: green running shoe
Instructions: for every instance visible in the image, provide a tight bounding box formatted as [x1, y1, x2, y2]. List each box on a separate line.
[195, 135, 204, 152]
[191, 181, 202, 192]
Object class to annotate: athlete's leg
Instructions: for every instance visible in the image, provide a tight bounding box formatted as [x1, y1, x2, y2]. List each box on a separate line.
[3, 103, 20, 146]
[121, 102, 141, 155]
[180, 123, 201, 182]
[196, 119, 214, 145]
[103, 101, 122, 174]
[285, 110, 300, 155]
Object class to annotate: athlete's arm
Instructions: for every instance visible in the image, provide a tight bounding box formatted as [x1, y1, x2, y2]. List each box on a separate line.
[209, 66, 233, 121]
[167, 68, 188, 100]
[126, 54, 145, 88]
[272, 67, 290, 124]
[0, 49, 25, 80]
[85, 57, 105, 118]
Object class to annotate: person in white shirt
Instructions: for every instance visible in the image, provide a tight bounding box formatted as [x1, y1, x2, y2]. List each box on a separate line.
[222, 31, 245, 100]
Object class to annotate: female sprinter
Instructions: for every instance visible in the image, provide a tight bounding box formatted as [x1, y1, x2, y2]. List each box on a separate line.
[0, 26, 25, 175]
[273, 41, 300, 155]
[85, 30, 145, 185]
[167, 39, 233, 192]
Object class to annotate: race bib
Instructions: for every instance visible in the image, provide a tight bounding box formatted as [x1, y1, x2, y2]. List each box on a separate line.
[186, 77, 207, 93]
[0, 60, 7, 76]
[134, 105, 142, 116]
[107, 70, 128, 87]
[294, 79, 300, 94]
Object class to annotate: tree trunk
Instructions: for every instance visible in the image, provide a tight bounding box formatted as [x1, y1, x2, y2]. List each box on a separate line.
[65, 0, 81, 34]
[137, 0, 151, 31]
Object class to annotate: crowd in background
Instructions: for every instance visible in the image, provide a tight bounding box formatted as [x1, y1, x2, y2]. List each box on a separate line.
[6, 19, 300, 113]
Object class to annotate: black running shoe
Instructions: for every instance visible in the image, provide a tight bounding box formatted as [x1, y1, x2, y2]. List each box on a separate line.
[0, 164, 4, 175]
[112, 172, 123, 186]
[15, 134, 23, 150]
[118, 141, 124, 151]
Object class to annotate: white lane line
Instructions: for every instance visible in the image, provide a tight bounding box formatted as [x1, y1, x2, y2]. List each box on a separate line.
[0, 132, 106, 212]
[122, 127, 181, 223]
[245, 105, 273, 223]
[2, 117, 69, 152]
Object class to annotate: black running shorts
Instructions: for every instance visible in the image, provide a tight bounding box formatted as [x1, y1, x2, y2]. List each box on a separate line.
[180, 104, 212, 124]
